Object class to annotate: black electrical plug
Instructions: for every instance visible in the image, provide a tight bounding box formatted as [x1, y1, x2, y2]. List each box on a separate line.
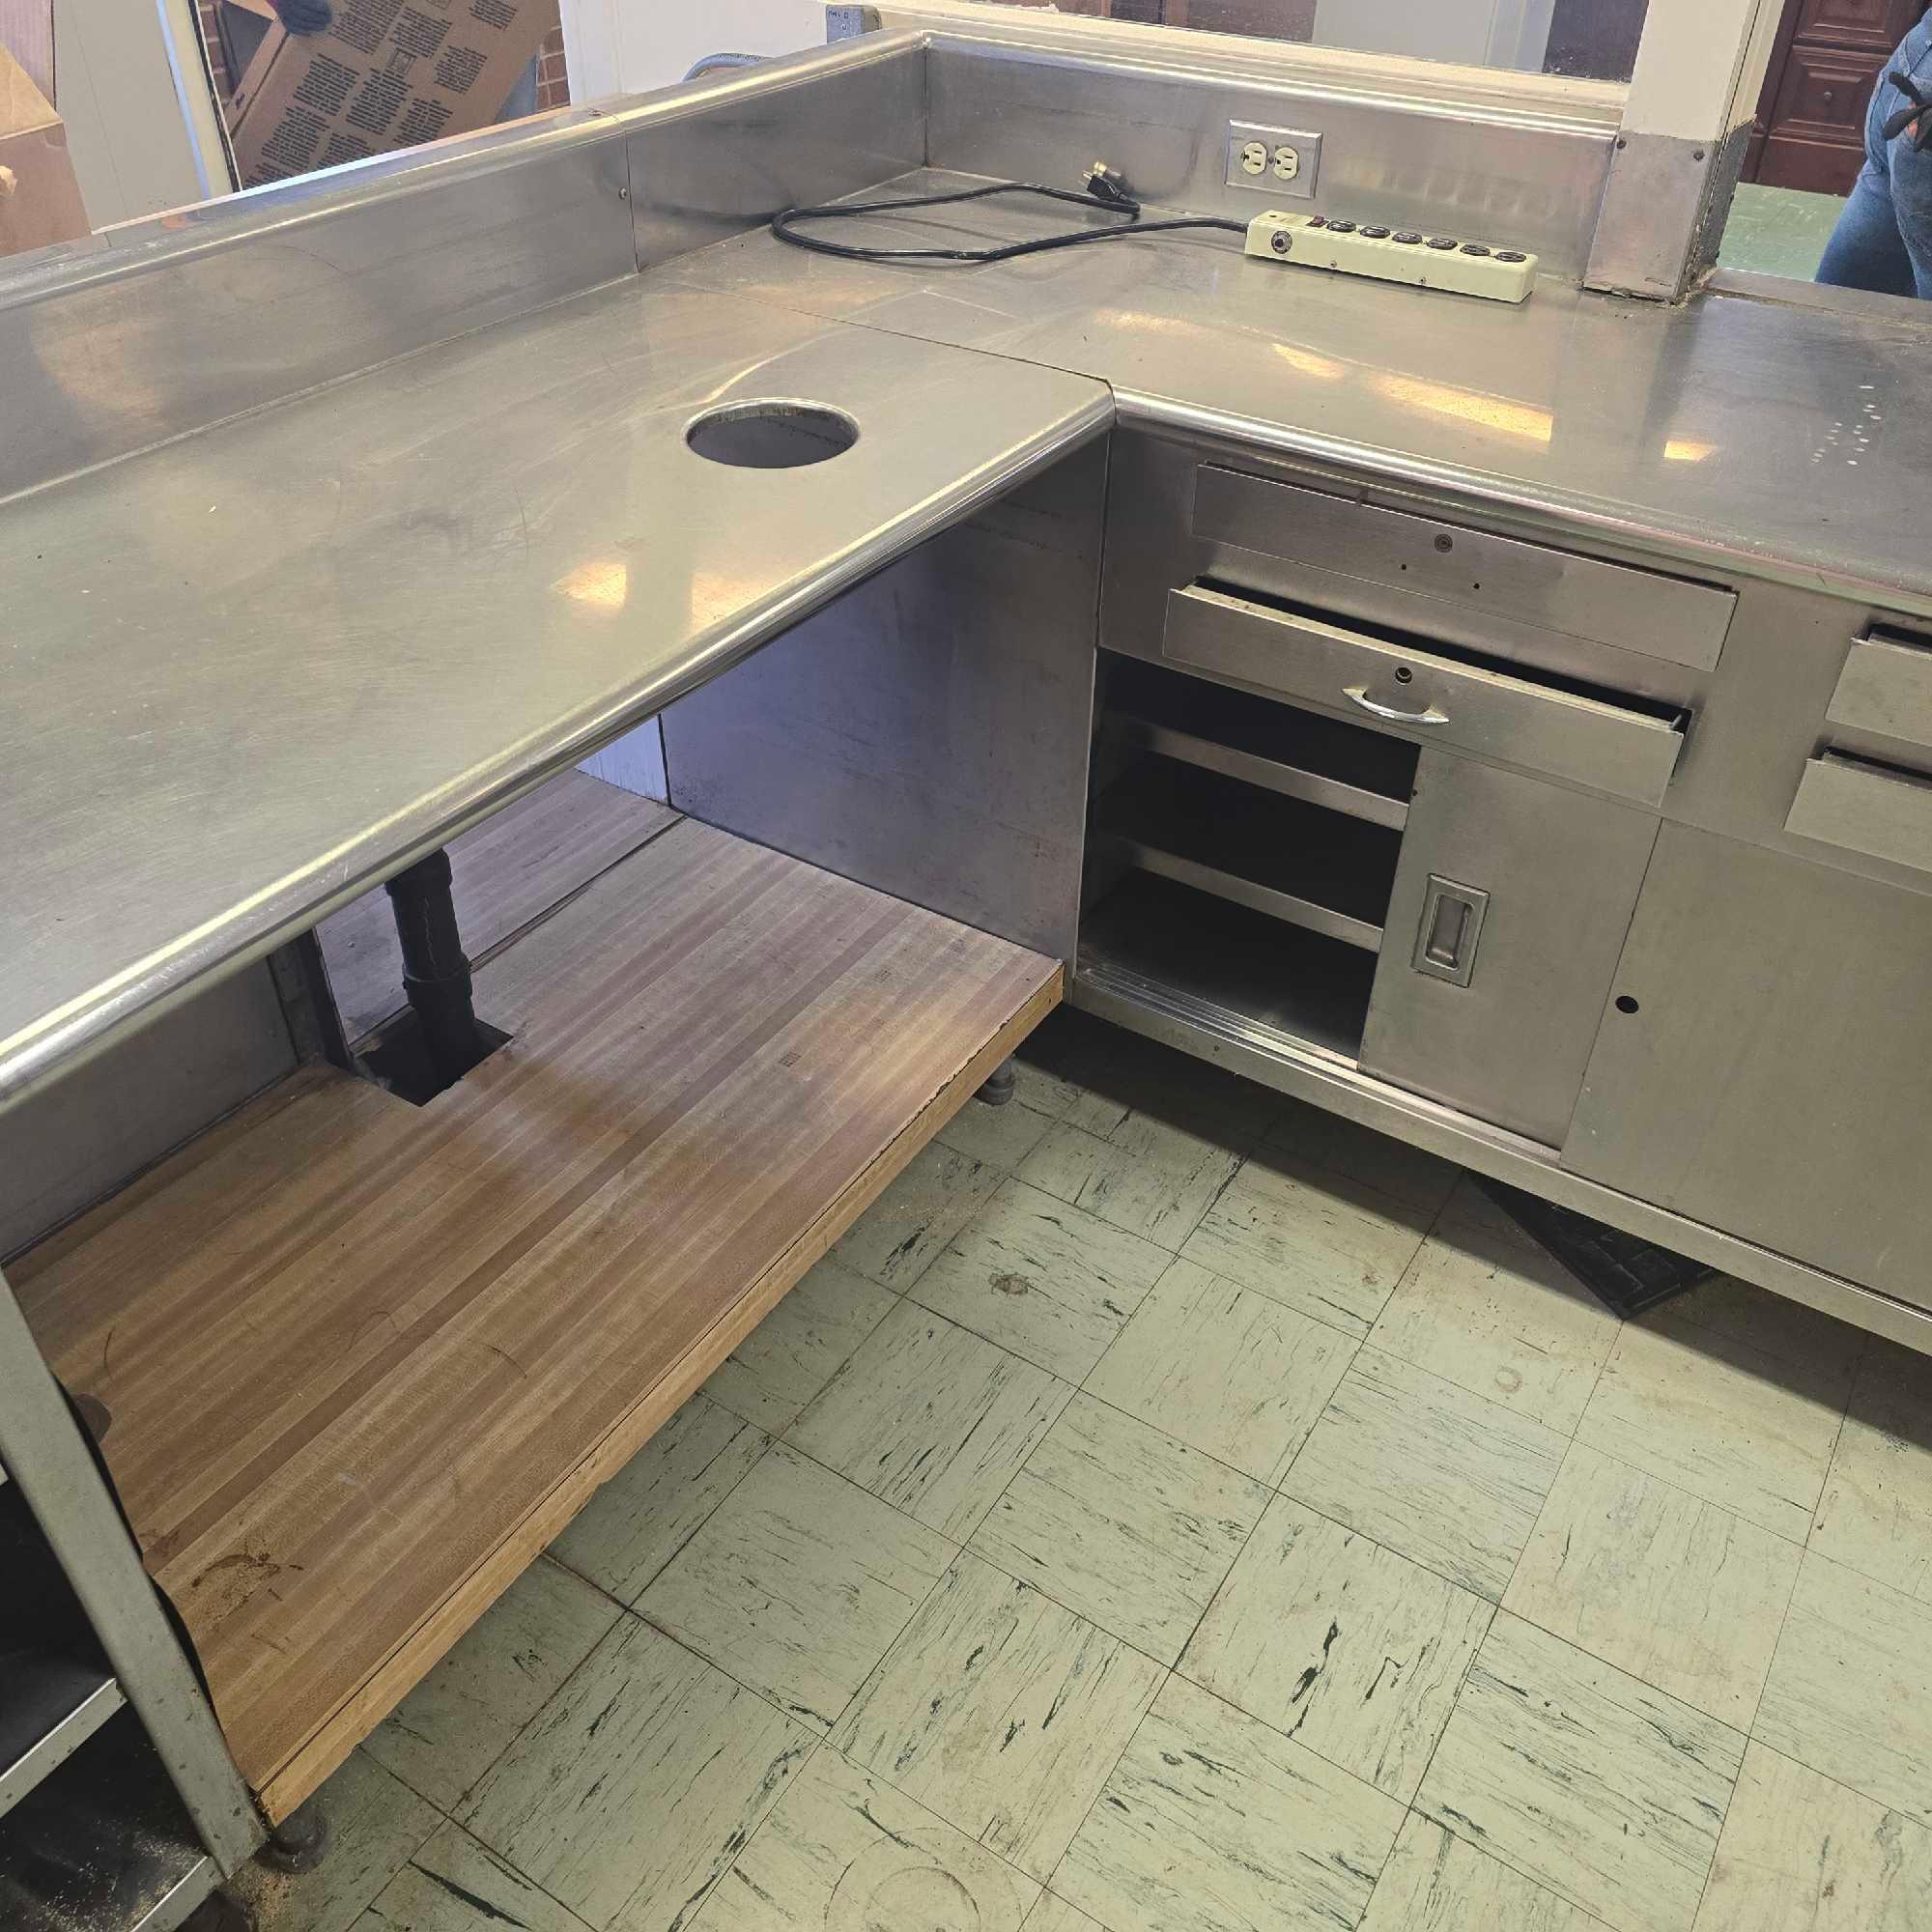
[1084, 162, 1137, 210]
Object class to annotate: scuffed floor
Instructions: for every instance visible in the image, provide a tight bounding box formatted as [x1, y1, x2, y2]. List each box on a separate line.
[236, 1010, 1932, 1932]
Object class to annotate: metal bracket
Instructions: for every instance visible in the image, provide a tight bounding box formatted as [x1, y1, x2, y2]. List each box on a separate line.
[266, 933, 351, 1070]
[1584, 125, 1750, 302]
[0, 1268, 262, 1874]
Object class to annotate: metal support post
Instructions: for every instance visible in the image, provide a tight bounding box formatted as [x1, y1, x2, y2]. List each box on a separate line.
[0, 1267, 262, 1875]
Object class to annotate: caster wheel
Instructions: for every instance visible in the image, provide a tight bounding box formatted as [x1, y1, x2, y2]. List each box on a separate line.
[257, 1800, 331, 1874]
[975, 1059, 1018, 1109]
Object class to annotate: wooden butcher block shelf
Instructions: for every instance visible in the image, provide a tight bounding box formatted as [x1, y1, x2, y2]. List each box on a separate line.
[14, 819, 1060, 1821]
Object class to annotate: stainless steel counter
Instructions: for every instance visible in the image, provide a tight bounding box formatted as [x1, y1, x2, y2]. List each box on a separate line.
[0, 281, 1108, 1109]
[678, 170, 1932, 612]
[11, 145, 1932, 1123]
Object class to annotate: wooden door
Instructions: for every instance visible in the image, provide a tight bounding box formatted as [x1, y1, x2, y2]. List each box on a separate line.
[1747, 0, 1929, 192]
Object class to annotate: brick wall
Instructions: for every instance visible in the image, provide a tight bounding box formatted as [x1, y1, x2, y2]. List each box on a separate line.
[198, 0, 236, 102]
[536, 25, 569, 109]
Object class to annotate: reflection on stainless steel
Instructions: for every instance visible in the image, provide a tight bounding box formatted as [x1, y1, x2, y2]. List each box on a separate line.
[0, 33, 929, 504]
[1563, 825, 1932, 1310]
[629, 36, 924, 267]
[0, 286, 1108, 1110]
[664, 440, 1106, 962]
[677, 165, 1932, 612]
[0, 136, 634, 504]
[923, 35, 1615, 277]
[871, 4, 1631, 118]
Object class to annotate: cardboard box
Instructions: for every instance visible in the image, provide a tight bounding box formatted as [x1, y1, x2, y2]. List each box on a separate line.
[0, 38, 87, 258]
[229, 0, 558, 188]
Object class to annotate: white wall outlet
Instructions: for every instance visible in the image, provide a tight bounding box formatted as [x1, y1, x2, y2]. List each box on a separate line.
[1227, 121, 1321, 199]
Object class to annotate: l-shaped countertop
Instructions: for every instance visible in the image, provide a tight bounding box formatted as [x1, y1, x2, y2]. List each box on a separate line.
[7, 160, 1932, 1108]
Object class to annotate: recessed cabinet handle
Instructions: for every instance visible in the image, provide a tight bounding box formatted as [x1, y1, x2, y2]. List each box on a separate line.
[1344, 684, 1450, 726]
[1413, 875, 1491, 987]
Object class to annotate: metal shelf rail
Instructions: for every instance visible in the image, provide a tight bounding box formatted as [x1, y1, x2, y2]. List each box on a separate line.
[0, 1711, 223, 1932]
[0, 1653, 126, 1819]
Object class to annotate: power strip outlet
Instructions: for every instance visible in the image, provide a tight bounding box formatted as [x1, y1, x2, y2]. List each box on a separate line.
[1245, 211, 1538, 303]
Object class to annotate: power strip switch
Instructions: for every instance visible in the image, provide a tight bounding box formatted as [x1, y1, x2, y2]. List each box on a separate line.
[1245, 211, 1538, 303]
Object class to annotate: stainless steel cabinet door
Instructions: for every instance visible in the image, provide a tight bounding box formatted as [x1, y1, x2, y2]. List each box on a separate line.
[1361, 753, 1659, 1145]
[1564, 825, 1932, 1310]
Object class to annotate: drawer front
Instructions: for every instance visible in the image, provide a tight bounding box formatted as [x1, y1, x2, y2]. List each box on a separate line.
[1769, 47, 1880, 139]
[1785, 754, 1932, 873]
[1825, 634, 1932, 751]
[1162, 584, 1685, 807]
[1193, 468, 1737, 672]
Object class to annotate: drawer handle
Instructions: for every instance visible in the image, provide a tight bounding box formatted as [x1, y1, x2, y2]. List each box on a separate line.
[1345, 684, 1450, 726]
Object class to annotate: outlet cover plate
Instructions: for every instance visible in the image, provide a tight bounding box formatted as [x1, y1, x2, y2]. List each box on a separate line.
[1227, 122, 1322, 199]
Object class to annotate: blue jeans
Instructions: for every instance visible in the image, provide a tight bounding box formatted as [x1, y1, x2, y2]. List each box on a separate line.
[1818, 16, 1932, 297]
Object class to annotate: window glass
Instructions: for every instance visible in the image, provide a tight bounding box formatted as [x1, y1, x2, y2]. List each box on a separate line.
[980, 0, 1649, 82]
[199, 0, 568, 192]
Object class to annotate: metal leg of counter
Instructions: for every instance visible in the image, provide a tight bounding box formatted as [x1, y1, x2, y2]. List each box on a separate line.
[0, 1271, 263, 1898]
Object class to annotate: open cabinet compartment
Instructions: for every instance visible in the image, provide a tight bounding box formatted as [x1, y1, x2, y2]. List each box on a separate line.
[1101, 654, 1417, 829]
[1080, 871, 1378, 1062]
[13, 819, 1060, 1822]
[1082, 653, 1419, 1064]
[0, 1711, 213, 1932]
[1095, 753, 1403, 952]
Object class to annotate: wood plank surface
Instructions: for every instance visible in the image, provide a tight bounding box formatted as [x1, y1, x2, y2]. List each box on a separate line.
[15, 821, 1059, 1816]
[317, 770, 679, 1043]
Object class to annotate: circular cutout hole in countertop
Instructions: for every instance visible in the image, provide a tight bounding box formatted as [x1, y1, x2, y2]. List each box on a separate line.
[686, 400, 860, 469]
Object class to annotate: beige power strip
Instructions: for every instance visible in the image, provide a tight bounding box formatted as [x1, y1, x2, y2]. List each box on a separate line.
[1245, 211, 1538, 303]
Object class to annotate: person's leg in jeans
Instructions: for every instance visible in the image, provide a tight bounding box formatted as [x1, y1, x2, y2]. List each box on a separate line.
[1817, 169, 1917, 295]
[1820, 18, 1932, 296]
[1886, 116, 1932, 296]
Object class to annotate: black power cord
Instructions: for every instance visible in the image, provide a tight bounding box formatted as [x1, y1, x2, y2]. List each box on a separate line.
[770, 167, 1248, 265]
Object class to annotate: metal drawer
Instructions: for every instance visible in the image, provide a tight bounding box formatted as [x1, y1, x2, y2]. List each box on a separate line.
[1162, 584, 1685, 808]
[1785, 753, 1932, 874]
[1192, 468, 1737, 672]
[1826, 633, 1932, 752]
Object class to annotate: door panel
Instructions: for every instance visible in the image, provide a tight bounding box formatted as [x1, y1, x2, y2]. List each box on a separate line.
[1361, 754, 1659, 1146]
[1564, 825, 1932, 1310]
[1748, 0, 1927, 192]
